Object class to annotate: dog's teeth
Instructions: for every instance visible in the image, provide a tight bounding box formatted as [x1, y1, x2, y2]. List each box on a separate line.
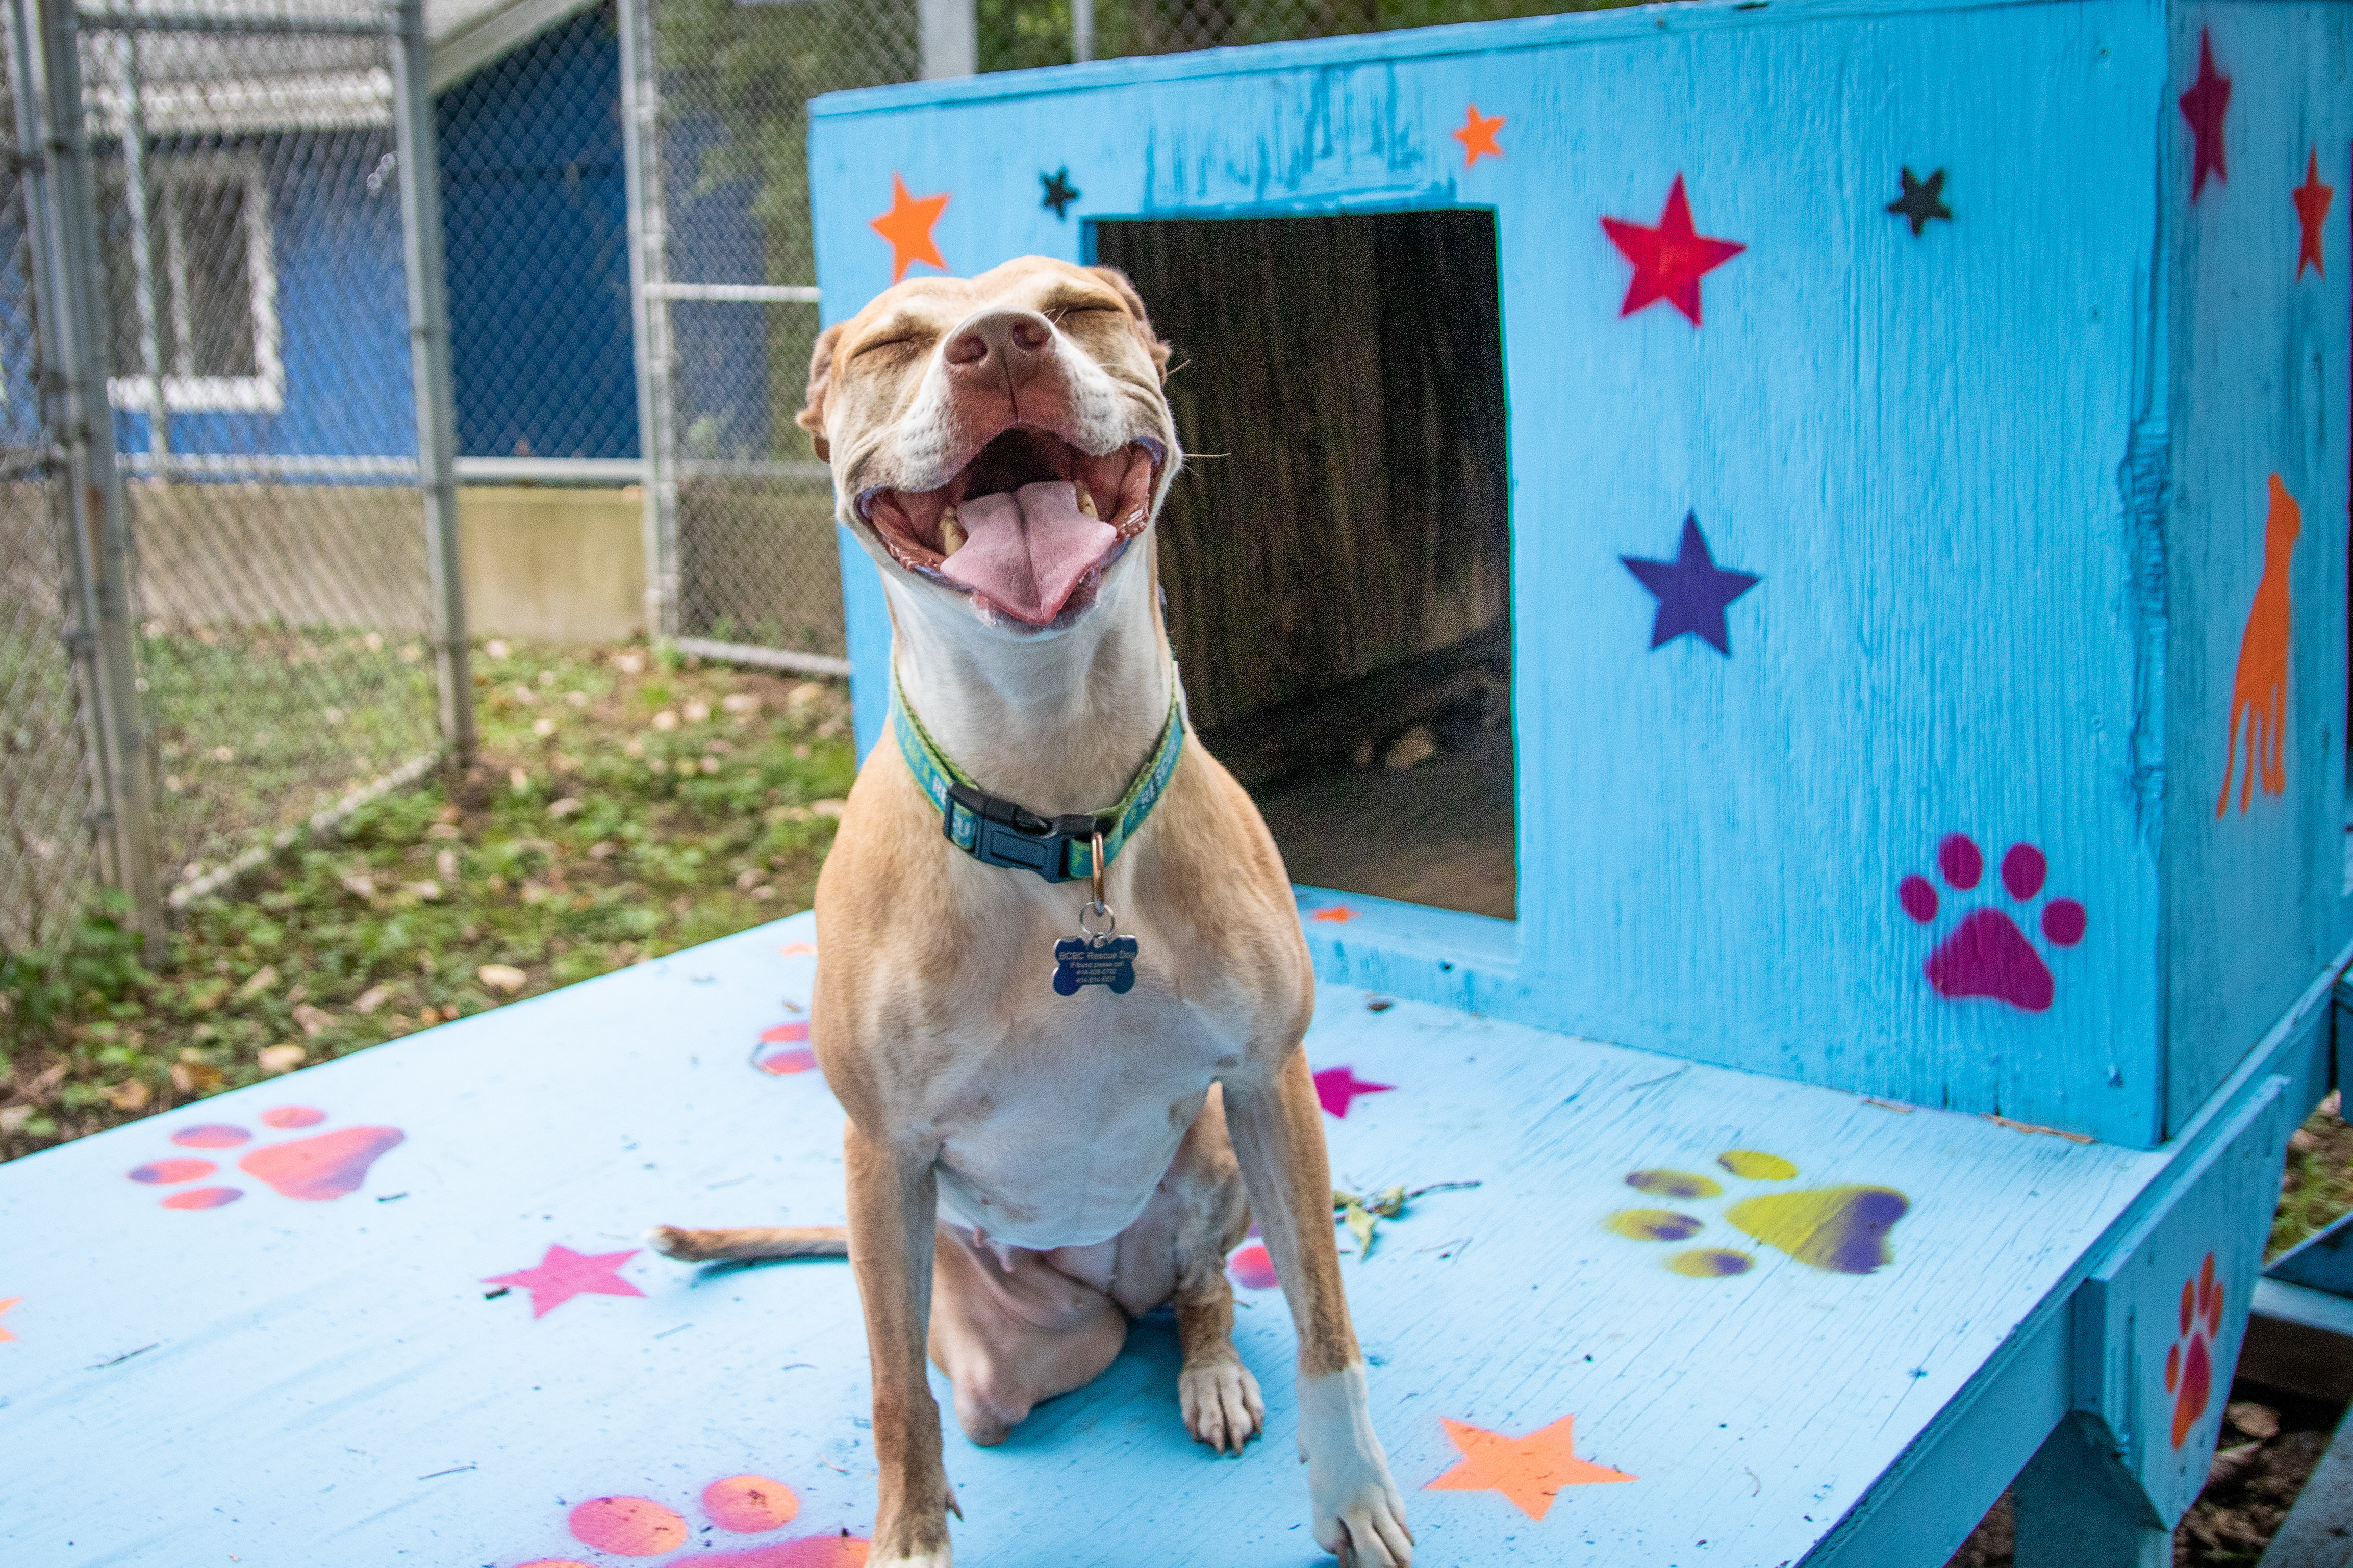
[939, 505, 966, 556]
[1075, 483, 1098, 519]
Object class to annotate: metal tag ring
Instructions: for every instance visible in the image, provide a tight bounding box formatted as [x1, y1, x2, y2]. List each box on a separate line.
[1080, 899, 1117, 938]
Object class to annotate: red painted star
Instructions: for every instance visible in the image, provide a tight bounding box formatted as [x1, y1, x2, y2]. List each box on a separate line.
[2294, 147, 2333, 278]
[1452, 104, 1505, 167]
[871, 173, 949, 284]
[2179, 29, 2231, 201]
[1313, 1066, 1395, 1118]
[1426, 1413, 1635, 1520]
[1602, 175, 1745, 326]
[485, 1245, 645, 1319]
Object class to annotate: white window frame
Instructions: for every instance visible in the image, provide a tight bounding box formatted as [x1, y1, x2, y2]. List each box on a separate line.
[107, 152, 283, 415]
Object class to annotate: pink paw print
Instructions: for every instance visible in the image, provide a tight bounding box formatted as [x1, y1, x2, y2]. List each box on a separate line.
[517, 1473, 868, 1566]
[1898, 835, 2086, 1012]
[128, 1107, 404, 1209]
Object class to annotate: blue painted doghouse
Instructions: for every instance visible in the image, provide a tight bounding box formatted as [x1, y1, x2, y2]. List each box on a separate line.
[1, 3, 2348, 1565]
[804, 0, 2351, 1554]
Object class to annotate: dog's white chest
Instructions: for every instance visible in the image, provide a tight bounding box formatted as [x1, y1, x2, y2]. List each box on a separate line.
[926, 988, 1236, 1251]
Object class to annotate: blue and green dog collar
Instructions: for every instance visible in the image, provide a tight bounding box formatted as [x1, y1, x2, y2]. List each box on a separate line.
[891, 665, 1185, 883]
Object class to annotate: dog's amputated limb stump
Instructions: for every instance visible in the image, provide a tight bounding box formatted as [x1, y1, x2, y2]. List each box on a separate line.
[644, 1225, 850, 1262]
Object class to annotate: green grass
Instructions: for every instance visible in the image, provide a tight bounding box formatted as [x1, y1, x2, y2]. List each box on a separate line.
[0, 638, 854, 1161]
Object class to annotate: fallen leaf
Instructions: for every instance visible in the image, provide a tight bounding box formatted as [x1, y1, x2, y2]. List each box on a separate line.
[352, 985, 393, 1015]
[170, 1060, 225, 1095]
[721, 693, 762, 714]
[339, 873, 377, 898]
[477, 964, 527, 994]
[548, 797, 582, 819]
[2226, 1402, 2280, 1441]
[292, 1004, 335, 1038]
[1345, 1204, 1377, 1255]
[811, 800, 847, 819]
[257, 1044, 306, 1075]
[105, 1079, 152, 1112]
[407, 880, 444, 902]
[235, 965, 279, 1000]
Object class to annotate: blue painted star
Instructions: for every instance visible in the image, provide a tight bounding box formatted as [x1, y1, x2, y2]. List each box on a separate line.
[1621, 513, 1759, 655]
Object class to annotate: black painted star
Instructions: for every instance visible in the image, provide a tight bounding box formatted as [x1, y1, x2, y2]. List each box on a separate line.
[1621, 512, 1760, 656]
[1887, 167, 1952, 237]
[1041, 167, 1080, 220]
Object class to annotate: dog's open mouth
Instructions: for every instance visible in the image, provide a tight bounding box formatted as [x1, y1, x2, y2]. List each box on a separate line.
[859, 429, 1161, 626]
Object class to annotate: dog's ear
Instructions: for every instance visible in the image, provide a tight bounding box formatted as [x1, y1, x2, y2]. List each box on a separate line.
[1085, 266, 1172, 380]
[796, 322, 846, 460]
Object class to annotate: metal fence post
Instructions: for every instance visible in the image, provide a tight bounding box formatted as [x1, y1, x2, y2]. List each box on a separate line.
[920, 0, 975, 79]
[21, 0, 164, 944]
[388, 0, 473, 764]
[616, 0, 677, 645]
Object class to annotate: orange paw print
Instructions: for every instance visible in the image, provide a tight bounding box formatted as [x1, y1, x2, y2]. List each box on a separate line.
[517, 1474, 868, 1566]
[2165, 1252, 2223, 1449]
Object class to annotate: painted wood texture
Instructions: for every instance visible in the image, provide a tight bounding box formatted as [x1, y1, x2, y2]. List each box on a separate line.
[0, 908, 2278, 1567]
[806, 0, 2352, 1149]
[2076, 1075, 2298, 1522]
[2162, 5, 2353, 1134]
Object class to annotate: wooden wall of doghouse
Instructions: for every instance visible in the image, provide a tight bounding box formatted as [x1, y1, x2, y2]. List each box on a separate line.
[808, 0, 2352, 1150]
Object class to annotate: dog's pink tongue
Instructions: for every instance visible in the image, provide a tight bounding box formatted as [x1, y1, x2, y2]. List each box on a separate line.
[940, 481, 1116, 624]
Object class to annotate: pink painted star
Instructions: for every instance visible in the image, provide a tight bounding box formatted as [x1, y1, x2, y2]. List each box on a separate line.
[1602, 174, 1745, 325]
[485, 1245, 645, 1319]
[1313, 1066, 1396, 1118]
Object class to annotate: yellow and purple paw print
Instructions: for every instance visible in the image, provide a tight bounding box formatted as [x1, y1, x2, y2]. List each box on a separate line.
[128, 1107, 404, 1209]
[1603, 1150, 1909, 1277]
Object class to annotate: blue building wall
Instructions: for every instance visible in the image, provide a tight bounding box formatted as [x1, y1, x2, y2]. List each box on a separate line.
[62, 4, 648, 471]
[437, 3, 639, 462]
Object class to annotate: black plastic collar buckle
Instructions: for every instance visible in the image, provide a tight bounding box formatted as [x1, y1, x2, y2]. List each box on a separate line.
[944, 781, 1111, 883]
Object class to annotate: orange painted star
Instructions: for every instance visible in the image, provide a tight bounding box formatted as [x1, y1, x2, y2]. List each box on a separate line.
[1426, 1413, 1634, 1520]
[0, 1296, 20, 1343]
[1452, 104, 1505, 167]
[2293, 147, 2333, 279]
[871, 173, 949, 284]
[1308, 906, 1357, 923]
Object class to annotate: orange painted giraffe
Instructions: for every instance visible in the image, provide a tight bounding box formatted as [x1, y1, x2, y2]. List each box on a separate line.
[2217, 474, 2302, 816]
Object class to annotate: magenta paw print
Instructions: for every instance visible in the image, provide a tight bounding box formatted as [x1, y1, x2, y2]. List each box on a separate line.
[1898, 835, 2086, 1012]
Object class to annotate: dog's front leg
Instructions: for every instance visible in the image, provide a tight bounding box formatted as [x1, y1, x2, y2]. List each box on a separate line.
[1223, 1046, 1413, 1567]
[845, 1119, 956, 1566]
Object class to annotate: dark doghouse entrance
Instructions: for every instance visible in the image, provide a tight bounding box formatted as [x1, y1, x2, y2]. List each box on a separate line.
[1093, 210, 1514, 920]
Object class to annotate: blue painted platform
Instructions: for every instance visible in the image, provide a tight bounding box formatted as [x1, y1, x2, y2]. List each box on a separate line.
[0, 909, 2334, 1566]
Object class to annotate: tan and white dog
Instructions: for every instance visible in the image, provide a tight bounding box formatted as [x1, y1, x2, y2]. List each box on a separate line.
[652, 256, 1411, 1568]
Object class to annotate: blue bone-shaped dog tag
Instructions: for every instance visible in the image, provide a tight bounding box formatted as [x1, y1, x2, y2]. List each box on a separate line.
[1052, 933, 1138, 996]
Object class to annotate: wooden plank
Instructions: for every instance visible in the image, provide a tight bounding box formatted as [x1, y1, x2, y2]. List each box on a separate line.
[0, 908, 2201, 1567]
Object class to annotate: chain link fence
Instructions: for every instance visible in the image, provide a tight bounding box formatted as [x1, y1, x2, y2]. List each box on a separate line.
[0, 0, 465, 950]
[0, 0, 1616, 949]
[0, 57, 98, 950]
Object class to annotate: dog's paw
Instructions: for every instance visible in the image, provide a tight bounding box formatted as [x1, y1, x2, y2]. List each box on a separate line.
[867, 1552, 953, 1568]
[1179, 1357, 1266, 1454]
[1313, 1479, 1413, 1568]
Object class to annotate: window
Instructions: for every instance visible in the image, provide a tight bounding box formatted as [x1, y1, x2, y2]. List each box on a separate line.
[103, 155, 281, 414]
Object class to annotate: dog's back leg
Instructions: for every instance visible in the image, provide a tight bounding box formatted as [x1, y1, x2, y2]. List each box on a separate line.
[645, 1225, 849, 1262]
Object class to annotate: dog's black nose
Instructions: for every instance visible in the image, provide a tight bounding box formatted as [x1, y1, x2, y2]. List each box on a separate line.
[945, 309, 1054, 373]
